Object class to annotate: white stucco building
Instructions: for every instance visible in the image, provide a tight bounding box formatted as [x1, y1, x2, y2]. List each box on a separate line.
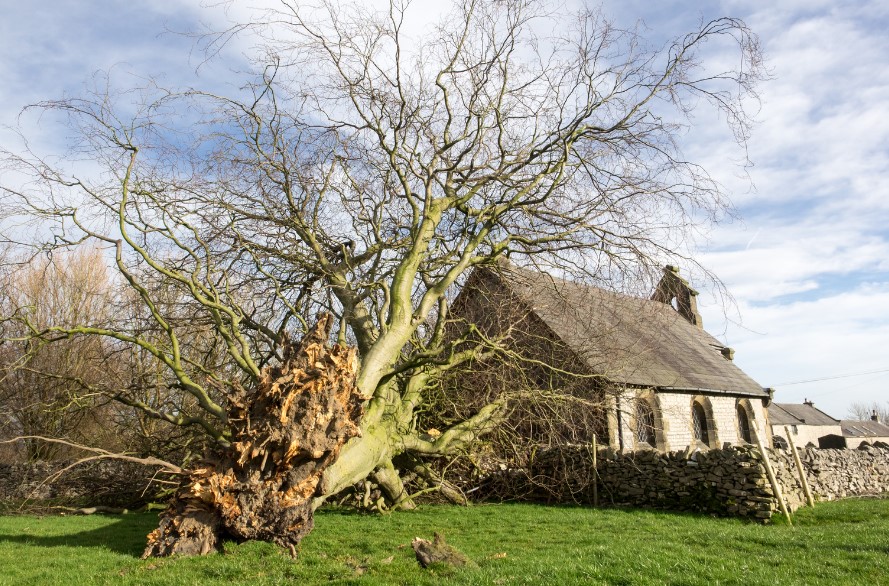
[769, 402, 842, 448]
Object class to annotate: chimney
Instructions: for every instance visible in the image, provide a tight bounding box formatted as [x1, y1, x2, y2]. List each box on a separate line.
[651, 266, 703, 329]
[803, 398, 814, 407]
[872, 410, 879, 422]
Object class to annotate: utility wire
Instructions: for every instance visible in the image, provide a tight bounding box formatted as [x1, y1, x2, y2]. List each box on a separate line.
[774, 368, 889, 387]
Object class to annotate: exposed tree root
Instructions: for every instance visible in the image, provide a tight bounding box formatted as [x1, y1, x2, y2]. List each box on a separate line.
[143, 314, 363, 557]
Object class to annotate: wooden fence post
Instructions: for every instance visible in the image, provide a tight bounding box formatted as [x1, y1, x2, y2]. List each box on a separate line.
[752, 427, 793, 526]
[784, 425, 816, 507]
[591, 434, 599, 508]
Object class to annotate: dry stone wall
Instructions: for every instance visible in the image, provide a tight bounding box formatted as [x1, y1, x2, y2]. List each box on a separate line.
[0, 460, 169, 511]
[767, 445, 889, 509]
[5, 446, 888, 518]
[478, 444, 889, 521]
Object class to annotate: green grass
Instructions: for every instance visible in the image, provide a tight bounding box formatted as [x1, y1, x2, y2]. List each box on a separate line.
[1, 499, 888, 585]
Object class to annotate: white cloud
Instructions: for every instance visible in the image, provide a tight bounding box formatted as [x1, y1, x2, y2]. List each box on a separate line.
[664, 1, 889, 418]
[702, 283, 889, 418]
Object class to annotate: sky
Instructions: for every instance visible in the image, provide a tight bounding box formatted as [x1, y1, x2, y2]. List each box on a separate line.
[1, 1, 887, 419]
[598, 0, 889, 419]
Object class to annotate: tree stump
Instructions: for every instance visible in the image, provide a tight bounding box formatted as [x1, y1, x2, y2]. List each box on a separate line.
[143, 314, 363, 557]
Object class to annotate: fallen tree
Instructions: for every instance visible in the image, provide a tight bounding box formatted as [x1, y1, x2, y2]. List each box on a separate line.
[144, 314, 362, 557]
[0, 0, 765, 555]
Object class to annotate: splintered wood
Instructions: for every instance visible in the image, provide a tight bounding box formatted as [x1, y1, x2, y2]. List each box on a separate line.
[143, 314, 363, 557]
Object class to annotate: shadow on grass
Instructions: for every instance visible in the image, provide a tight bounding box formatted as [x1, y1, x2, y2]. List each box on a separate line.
[315, 505, 374, 517]
[0, 514, 158, 557]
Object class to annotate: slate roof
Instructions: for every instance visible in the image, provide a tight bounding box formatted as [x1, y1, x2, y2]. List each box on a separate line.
[839, 419, 889, 438]
[769, 403, 840, 426]
[489, 265, 768, 397]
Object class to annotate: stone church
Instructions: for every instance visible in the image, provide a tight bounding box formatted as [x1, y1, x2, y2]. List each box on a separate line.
[450, 262, 772, 452]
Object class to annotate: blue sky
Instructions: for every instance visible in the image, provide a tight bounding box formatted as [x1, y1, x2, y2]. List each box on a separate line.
[2, 1, 887, 419]
[598, 0, 889, 418]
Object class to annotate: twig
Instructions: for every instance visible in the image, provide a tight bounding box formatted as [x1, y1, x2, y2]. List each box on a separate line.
[1, 435, 184, 509]
[1, 436, 183, 473]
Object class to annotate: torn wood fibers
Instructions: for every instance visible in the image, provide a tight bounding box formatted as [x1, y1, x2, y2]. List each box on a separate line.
[143, 314, 363, 557]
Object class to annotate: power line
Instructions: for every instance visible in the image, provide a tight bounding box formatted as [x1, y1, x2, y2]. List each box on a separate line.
[774, 368, 889, 387]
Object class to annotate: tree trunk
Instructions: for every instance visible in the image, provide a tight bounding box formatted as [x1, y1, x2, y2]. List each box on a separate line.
[143, 314, 363, 557]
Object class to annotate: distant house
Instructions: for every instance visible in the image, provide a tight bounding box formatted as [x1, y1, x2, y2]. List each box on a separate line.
[768, 401, 842, 448]
[450, 263, 772, 452]
[768, 403, 889, 449]
[839, 418, 889, 448]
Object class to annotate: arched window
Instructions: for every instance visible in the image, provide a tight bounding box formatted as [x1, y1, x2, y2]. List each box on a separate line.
[634, 400, 657, 447]
[737, 403, 752, 443]
[692, 401, 710, 446]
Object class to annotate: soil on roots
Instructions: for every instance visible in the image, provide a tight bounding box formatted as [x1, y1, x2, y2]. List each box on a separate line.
[143, 314, 363, 558]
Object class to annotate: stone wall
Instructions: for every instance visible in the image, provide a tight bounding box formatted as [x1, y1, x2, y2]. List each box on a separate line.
[478, 444, 889, 521]
[0, 460, 170, 511]
[7, 446, 889, 518]
[767, 445, 889, 509]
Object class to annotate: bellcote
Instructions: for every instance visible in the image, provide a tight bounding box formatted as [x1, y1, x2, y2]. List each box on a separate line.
[650, 265, 703, 329]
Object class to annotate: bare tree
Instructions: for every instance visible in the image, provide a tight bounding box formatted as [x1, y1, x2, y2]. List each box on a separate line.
[847, 402, 889, 424]
[0, 248, 214, 463]
[0, 249, 119, 460]
[0, 0, 765, 555]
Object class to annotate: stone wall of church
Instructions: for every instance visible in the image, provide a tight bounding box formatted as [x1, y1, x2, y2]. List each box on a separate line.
[619, 389, 769, 452]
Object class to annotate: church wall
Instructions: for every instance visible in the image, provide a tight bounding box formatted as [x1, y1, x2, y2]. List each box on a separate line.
[619, 389, 770, 452]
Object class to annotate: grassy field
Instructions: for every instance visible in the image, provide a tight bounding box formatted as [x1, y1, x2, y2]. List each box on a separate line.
[1, 499, 887, 585]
